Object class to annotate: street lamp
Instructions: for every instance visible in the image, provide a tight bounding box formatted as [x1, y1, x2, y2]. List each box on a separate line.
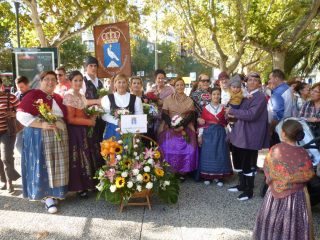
[14, 1, 21, 48]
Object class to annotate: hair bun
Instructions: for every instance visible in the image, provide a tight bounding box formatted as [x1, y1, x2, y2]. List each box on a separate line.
[296, 131, 305, 141]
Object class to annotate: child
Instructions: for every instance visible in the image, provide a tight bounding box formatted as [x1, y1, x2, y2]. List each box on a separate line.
[253, 119, 315, 240]
[198, 87, 233, 186]
[221, 74, 244, 109]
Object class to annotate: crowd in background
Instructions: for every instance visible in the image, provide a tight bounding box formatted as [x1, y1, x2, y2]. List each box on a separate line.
[0, 56, 319, 239]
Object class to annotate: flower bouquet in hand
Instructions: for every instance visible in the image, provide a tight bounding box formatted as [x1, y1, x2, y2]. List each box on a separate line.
[95, 134, 179, 205]
[112, 108, 131, 119]
[171, 115, 190, 143]
[84, 105, 105, 137]
[34, 99, 61, 141]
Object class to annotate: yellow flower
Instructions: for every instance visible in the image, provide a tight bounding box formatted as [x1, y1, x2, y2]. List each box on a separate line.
[115, 177, 126, 188]
[143, 173, 151, 182]
[115, 145, 123, 154]
[154, 168, 164, 177]
[124, 159, 133, 168]
[154, 150, 161, 159]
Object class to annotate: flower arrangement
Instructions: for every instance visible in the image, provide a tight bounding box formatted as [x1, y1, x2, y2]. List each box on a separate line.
[96, 134, 179, 205]
[84, 105, 105, 137]
[34, 99, 61, 141]
[171, 114, 190, 143]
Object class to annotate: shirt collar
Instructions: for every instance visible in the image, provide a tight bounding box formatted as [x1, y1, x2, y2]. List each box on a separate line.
[249, 88, 259, 95]
[84, 73, 98, 82]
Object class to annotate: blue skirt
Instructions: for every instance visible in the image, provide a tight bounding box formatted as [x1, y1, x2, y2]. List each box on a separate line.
[199, 124, 232, 180]
[103, 123, 121, 140]
[22, 127, 67, 200]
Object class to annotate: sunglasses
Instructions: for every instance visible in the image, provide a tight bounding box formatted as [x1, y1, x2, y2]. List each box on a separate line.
[200, 79, 210, 82]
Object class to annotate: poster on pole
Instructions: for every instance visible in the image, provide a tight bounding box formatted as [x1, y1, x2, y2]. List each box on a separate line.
[93, 22, 132, 78]
[12, 48, 58, 89]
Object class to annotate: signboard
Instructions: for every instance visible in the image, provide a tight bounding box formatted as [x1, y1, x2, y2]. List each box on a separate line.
[93, 22, 131, 78]
[121, 114, 147, 133]
[12, 48, 58, 89]
[190, 72, 196, 81]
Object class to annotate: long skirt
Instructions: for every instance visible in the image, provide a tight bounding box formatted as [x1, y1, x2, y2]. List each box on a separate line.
[253, 188, 314, 240]
[199, 124, 232, 180]
[68, 125, 96, 192]
[158, 127, 198, 173]
[103, 122, 121, 140]
[22, 127, 68, 200]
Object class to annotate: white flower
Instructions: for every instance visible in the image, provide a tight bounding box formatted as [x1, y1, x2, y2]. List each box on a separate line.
[135, 156, 140, 160]
[136, 185, 142, 192]
[136, 174, 143, 182]
[109, 185, 117, 193]
[136, 139, 140, 143]
[96, 181, 105, 191]
[132, 169, 139, 176]
[146, 182, 153, 189]
[124, 145, 128, 150]
[144, 166, 151, 172]
[98, 169, 104, 178]
[147, 158, 154, 165]
[121, 171, 128, 178]
[127, 181, 133, 188]
[134, 144, 138, 148]
[164, 180, 170, 186]
[133, 152, 138, 156]
[118, 140, 123, 144]
[116, 155, 122, 160]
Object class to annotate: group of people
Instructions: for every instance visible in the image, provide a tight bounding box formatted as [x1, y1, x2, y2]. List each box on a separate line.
[0, 55, 318, 239]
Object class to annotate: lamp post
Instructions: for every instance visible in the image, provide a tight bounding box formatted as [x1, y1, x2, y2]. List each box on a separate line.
[14, 1, 21, 48]
[154, 12, 158, 70]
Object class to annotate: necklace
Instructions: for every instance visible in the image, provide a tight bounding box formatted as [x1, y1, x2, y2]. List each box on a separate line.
[210, 103, 220, 114]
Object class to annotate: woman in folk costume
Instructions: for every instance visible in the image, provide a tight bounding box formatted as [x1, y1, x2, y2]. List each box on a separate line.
[253, 120, 315, 240]
[101, 74, 143, 140]
[63, 71, 97, 199]
[158, 77, 198, 181]
[198, 87, 232, 187]
[17, 71, 69, 214]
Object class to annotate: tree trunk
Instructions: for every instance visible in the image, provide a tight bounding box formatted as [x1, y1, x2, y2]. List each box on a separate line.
[28, 0, 48, 47]
[272, 50, 286, 71]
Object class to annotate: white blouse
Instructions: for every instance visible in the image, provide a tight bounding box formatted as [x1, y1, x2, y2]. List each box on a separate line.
[17, 99, 64, 127]
[101, 92, 143, 125]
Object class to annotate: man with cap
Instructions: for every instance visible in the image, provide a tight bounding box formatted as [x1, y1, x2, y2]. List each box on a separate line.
[226, 72, 269, 201]
[82, 56, 104, 99]
[82, 56, 106, 164]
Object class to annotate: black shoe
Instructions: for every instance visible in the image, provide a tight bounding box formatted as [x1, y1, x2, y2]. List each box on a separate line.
[228, 185, 242, 192]
[237, 191, 253, 201]
[78, 190, 88, 199]
[179, 176, 185, 183]
[228, 172, 246, 192]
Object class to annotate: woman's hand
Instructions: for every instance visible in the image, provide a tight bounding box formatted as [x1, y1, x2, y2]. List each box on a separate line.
[89, 116, 97, 126]
[197, 118, 205, 125]
[41, 122, 57, 130]
[198, 136, 203, 146]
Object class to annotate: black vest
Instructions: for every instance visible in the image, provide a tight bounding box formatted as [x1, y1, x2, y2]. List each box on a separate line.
[108, 93, 136, 114]
[84, 76, 103, 99]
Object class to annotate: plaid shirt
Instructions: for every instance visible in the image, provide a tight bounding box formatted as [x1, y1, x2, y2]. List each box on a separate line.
[299, 100, 320, 118]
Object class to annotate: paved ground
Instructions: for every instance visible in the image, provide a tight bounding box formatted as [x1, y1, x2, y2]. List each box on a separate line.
[0, 152, 319, 240]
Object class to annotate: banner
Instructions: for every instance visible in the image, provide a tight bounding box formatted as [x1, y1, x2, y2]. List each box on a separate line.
[12, 48, 58, 89]
[93, 22, 131, 78]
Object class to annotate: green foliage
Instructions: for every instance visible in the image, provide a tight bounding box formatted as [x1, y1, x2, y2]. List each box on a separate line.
[59, 36, 88, 70]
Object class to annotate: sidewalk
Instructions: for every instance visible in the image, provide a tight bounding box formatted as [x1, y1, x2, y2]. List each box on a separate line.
[0, 152, 319, 240]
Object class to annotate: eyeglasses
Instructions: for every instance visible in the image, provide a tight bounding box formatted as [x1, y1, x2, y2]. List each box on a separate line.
[200, 79, 210, 83]
[43, 78, 57, 82]
[247, 78, 260, 83]
[57, 74, 64, 77]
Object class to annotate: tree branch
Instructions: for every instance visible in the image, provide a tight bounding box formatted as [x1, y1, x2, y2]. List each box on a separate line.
[285, 0, 320, 45]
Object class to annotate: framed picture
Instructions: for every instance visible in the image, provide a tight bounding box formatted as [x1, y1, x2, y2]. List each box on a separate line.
[12, 48, 58, 89]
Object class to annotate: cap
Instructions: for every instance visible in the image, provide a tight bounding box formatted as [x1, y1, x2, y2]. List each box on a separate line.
[230, 75, 241, 87]
[84, 56, 99, 67]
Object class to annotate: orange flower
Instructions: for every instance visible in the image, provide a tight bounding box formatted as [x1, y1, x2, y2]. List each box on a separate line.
[154, 150, 161, 159]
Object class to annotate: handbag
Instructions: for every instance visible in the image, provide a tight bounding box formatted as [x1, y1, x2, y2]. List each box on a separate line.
[6, 93, 23, 136]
